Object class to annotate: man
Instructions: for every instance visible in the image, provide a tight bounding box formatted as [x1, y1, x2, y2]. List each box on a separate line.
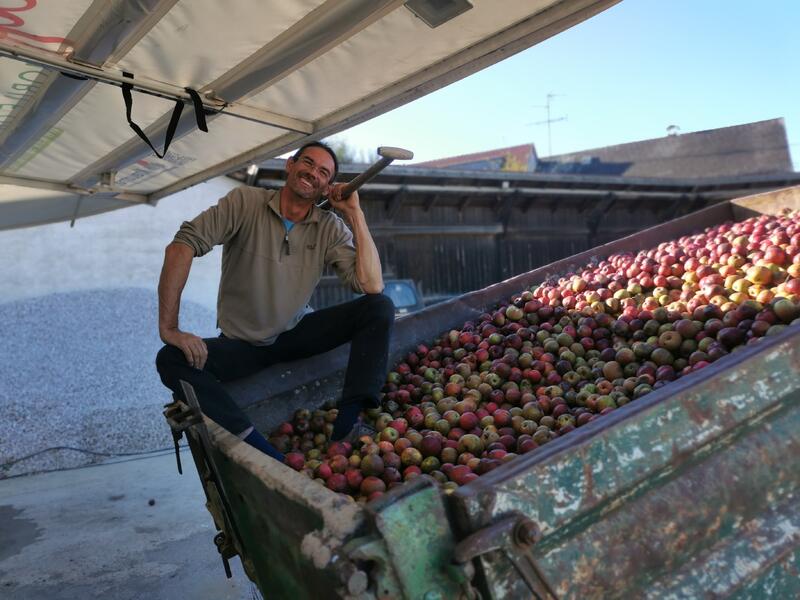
[155, 141, 394, 460]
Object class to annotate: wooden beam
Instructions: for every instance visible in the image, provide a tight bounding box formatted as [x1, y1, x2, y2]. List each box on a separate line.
[385, 185, 407, 220]
[423, 193, 439, 212]
[665, 194, 687, 220]
[520, 195, 536, 214]
[586, 192, 617, 247]
[491, 193, 507, 215]
[497, 191, 517, 229]
[688, 194, 707, 214]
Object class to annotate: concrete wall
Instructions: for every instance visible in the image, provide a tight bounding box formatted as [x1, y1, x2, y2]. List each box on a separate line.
[0, 176, 237, 312]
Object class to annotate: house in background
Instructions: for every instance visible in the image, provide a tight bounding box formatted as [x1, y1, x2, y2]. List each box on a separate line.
[416, 118, 794, 178]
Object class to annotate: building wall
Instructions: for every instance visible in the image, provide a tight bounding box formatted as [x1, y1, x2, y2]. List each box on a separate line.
[0, 177, 236, 312]
[311, 191, 690, 307]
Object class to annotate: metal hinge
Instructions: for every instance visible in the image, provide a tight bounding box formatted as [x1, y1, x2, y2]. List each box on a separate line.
[453, 515, 556, 600]
[162, 397, 201, 474]
[214, 532, 236, 578]
[168, 381, 248, 580]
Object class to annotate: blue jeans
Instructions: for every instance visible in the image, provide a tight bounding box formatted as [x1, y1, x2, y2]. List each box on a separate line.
[156, 294, 395, 434]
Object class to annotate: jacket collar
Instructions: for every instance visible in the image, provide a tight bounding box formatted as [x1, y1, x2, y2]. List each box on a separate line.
[266, 188, 322, 223]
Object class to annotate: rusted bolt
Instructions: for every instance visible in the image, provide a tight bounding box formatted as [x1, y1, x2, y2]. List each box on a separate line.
[514, 519, 542, 546]
[458, 560, 475, 581]
[347, 570, 368, 595]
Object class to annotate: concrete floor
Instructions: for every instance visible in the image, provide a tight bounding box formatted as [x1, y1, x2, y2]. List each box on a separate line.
[0, 448, 261, 599]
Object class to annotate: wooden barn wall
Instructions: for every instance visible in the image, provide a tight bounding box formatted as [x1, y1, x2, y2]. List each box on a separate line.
[309, 193, 703, 309]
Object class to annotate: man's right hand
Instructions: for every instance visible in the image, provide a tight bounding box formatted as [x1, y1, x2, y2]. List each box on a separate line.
[161, 328, 208, 370]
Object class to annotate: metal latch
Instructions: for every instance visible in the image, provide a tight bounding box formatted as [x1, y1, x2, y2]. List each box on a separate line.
[214, 532, 236, 578]
[453, 515, 556, 600]
[171, 381, 249, 581]
[163, 397, 201, 474]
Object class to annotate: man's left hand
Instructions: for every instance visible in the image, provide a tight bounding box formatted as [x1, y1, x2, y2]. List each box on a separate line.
[327, 184, 360, 217]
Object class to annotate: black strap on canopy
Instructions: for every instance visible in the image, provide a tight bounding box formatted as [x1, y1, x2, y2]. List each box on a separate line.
[121, 72, 207, 159]
[185, 86, 208, 133]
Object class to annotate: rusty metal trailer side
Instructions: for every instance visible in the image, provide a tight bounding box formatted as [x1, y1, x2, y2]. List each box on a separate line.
[451, 323, 800, 599]
[173, 186, 800, 598]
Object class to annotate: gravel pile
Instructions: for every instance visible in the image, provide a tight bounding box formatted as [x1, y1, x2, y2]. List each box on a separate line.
[1, 288, 218, 478]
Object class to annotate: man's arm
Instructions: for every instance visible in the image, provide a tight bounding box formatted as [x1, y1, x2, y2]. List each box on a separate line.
[328, 186, 383, 294]
[347, 206, 384, 294]
[158, 242, 209, 369]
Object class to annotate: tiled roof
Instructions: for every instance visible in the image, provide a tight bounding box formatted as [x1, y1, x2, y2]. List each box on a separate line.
[415, 143, 537, 172]
[538, 118, 792, 177]
[414, 119, 793, 178]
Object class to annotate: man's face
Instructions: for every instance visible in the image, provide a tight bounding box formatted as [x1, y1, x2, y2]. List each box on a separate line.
[285, 147, 335, 201]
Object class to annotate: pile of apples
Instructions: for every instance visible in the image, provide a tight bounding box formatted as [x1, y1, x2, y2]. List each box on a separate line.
[273, 211, 800, 502]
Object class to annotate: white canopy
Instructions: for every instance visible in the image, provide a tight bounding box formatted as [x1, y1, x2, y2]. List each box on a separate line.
[0, 0, 616, 230]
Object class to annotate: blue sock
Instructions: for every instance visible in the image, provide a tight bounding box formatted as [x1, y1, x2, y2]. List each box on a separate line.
[243, 428, 285, 462]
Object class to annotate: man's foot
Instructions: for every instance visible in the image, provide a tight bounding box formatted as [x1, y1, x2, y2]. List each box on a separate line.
[332, 400, 364, 439]
[339, 420, 377, 444]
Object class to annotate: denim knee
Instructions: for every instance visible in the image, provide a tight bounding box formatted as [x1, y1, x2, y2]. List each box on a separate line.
[362, 293, 395, 323]
[155, 343, 184, 374]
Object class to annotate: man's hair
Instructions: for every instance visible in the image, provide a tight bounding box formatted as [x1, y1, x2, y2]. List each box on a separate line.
[291, 141, 339, 183]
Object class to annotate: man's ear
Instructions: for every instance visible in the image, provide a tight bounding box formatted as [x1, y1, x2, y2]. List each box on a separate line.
[285, 156, 296, 171]
[321, 181, 331, 198]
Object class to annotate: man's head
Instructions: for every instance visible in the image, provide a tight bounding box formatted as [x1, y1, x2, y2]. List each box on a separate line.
[285, 141, 339, 202]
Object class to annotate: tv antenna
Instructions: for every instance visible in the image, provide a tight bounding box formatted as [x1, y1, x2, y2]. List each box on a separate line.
[531, 93, 567, 156]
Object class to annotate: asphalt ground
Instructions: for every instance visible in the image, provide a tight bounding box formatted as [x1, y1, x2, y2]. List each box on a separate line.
[0, 447, 259, 599]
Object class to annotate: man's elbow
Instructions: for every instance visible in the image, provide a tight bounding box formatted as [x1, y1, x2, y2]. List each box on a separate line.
[362, 283, 384, 295]
[356, 275, 383, 295]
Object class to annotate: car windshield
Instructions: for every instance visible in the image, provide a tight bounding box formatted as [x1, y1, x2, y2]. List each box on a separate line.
[383, 282, 417, 308]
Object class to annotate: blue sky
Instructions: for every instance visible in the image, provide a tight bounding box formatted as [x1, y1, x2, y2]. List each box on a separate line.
[338, 0, 799, 168]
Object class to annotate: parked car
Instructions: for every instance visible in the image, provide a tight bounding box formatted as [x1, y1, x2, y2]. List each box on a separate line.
[381, 279, 425, 317]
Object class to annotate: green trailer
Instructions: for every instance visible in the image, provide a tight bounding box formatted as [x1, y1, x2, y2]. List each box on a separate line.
[164, 185, 800, 599]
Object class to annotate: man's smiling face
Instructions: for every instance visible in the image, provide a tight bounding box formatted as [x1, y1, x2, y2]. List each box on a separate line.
[285, 146, 335, 201]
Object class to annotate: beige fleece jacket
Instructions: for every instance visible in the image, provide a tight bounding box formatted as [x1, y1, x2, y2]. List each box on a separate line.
[173, 186, 362, 344]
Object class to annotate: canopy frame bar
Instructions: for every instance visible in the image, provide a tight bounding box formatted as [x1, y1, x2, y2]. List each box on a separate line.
[0, 42, 314, 134]
[0, 0, 181, 168]
[0, 174, 148, 204]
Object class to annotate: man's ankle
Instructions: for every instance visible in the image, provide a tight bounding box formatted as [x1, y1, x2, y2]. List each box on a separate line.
[239, 427, 284, 461]
[332, 402, 363, 440]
